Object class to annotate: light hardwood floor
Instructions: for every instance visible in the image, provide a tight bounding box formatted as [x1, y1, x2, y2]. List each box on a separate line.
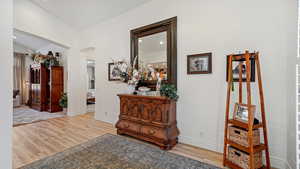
[13, 112, 223, 169]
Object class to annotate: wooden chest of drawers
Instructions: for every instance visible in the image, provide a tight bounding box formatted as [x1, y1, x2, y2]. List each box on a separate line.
[116, 94, 180, 150]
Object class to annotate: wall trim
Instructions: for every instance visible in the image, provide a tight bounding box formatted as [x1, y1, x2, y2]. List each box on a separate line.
[286, 158, 296, 169]
[178, 135, 218, 152]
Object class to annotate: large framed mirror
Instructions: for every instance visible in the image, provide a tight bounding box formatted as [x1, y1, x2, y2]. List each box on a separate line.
[131, 17, 177, 89]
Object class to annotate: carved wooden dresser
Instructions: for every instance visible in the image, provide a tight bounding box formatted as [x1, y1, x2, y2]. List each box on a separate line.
[116, 94, 179, 150]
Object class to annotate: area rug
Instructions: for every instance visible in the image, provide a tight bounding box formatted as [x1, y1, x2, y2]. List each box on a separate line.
[13, 106, 65, 126]
[20, 134, 221, 169]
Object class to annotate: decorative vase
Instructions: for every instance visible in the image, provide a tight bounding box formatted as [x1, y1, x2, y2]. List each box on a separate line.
[127, 85, 136, 94]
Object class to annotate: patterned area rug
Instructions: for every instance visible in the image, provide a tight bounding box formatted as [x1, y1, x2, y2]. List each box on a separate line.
[13, 106, 65, 126]
[20, 134, 221, 169]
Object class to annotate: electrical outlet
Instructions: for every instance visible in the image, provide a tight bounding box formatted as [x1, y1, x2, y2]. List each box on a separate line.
[105, 112, 108, 116]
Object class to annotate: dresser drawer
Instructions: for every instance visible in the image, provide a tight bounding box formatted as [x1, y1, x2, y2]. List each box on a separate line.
[116, 120, 140, 134]
[140, 125, 167, 140]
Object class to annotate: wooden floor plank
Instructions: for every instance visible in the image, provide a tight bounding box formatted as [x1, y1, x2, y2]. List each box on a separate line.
[13, 113, 223, 169]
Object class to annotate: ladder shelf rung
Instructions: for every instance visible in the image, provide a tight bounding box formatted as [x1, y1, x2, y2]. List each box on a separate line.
[224, 159, 266, 169]
[227, 140, 266, 153]
[228, 119, 263, 130]
[224, 159, 243, 169]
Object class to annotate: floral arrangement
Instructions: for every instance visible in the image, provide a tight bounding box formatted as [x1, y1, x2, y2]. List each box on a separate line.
[31, 51, 60, 68]
[112, 56, 141, 85]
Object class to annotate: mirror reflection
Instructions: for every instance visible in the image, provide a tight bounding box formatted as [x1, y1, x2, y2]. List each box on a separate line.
[138, 31, 167, 81]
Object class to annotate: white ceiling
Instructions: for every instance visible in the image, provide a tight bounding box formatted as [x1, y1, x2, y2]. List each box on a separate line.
[30, 0, 151, 30]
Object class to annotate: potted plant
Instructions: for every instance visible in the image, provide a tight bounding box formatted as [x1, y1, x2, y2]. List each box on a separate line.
[59, 93, 68, 113]
[160, 84, 179, 101]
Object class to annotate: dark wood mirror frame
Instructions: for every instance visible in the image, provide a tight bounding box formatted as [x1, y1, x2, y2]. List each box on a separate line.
[130, 17, 177, 89]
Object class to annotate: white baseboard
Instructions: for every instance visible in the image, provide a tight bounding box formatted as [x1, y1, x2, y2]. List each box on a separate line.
[178, 135, 219, 153]
[286, 158, 297, 169]
[270, 156, 291, 169]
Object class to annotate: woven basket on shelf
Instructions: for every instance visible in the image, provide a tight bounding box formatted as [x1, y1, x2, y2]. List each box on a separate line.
[229, 126, 260, 147]
[228, 146, 263, 169]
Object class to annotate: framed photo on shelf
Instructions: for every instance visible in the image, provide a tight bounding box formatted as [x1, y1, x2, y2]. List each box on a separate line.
[226, 54, 256, 82]
[233, 103, 256, 123]
[108, 63, 121, 81]
[187, 53, 212, 74]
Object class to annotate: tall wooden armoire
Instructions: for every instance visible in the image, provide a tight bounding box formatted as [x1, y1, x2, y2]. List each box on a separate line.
[29, 64, 64, 113]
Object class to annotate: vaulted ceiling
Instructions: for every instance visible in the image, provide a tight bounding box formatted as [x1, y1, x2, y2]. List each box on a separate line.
[30, 0, 151, 30]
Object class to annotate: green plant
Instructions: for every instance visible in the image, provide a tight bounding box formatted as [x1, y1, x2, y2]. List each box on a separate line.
[44, 57, 60, 68]
[160, 84, 179, 101]
[59, 93, 68, 108]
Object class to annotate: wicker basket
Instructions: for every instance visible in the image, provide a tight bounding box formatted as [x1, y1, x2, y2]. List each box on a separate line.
[229, 126, 260, 147]
[228, 146, 263, 169]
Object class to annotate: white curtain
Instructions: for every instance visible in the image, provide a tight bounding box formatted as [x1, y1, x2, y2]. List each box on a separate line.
[13, 53, 26, 104]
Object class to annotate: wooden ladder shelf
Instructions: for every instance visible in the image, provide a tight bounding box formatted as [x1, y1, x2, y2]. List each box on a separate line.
[223, 51, 271, 169]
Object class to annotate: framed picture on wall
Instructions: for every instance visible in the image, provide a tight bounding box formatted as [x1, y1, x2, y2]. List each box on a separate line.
[187, 53, 212, 74]
[226, 54, 256, 82]
[108, 63, 121, 81]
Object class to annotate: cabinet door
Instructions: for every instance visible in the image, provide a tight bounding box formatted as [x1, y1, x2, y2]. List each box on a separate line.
[120, 97, 140, 120]
[150, 100, 168, 124]
[50, 67, 63, 112]
[140, 99, 153, 122]
[120, 98, 129, 116]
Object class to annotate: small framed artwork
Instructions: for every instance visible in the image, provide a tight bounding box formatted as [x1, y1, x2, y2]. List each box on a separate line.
[233, 103, 256, 123]
[108, 63, 121, 81]
[187, 53, 212, 74]
[226, 54, 255, 82]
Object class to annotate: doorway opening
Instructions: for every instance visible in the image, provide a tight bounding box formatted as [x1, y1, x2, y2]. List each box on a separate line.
[12, 29, 68, 126]
[87, 59, 96, 113]
[80, 47, 96, 114]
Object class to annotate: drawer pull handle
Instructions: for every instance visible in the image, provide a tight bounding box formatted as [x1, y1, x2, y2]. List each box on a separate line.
[148, 130, 156, 135]
[124, 124, 130, 128]
[234, 151, 241, 157]
[234, 130, 241, 134]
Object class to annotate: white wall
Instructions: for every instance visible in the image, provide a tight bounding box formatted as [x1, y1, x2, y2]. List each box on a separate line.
[67, 40, 87, 115]
[286, 0, 298, 168]
[14, 0, 87, 116]
[14, 0, 74, 47]
[0, 0, 13, 168]
[80, 0, 296, 168]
